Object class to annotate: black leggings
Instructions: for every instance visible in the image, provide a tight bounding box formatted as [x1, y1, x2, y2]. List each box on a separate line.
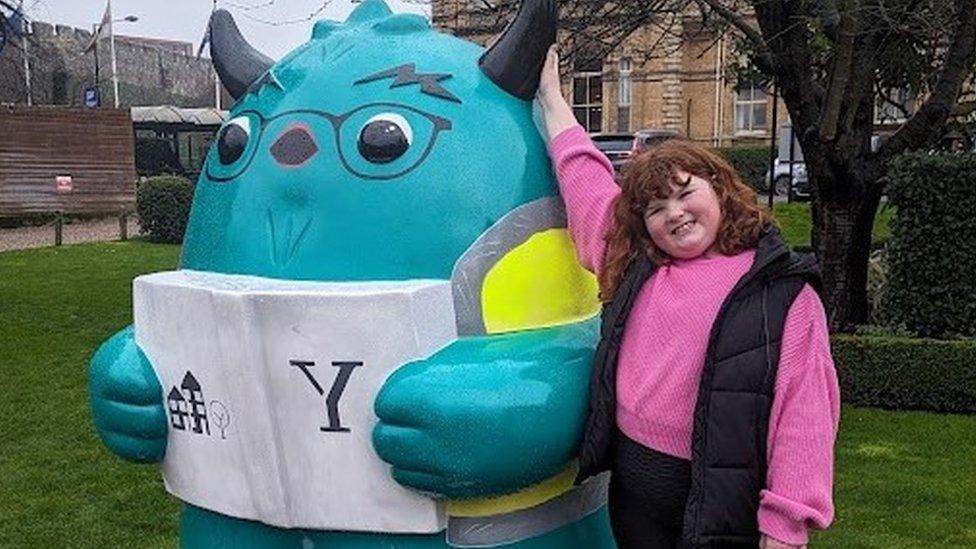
[608, 430, 692, 549]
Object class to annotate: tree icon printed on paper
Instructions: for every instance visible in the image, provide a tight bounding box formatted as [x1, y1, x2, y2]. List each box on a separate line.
[209, 400, 231, 440]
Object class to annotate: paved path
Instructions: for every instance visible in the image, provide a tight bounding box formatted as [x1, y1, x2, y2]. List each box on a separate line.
[0, 216, 141, 253]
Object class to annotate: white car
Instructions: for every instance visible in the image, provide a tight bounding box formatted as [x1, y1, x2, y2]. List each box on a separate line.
[764, 158, 809, 198]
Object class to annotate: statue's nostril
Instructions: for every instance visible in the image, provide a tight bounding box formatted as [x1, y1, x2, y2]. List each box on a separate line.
[271, 126, 318, 166]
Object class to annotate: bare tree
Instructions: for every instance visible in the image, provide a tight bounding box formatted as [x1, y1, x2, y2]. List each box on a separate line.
[427, 0, 679, 66]
[682, 0, 976, 331]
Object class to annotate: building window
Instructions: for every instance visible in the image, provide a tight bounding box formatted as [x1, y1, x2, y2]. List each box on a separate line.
[875, 87, 915, 123]
[178, 131, 216, 174]
[734, 83, 768, 134]
[572, 56, 603, 133]
[617, 57, 632, 132]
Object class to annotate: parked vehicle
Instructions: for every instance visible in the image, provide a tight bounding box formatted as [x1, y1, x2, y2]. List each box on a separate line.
[764, 158, 810, 199]
[591, 133, 635, 172]
[631, 128, 680, 153]
[592, 129, 681, 175]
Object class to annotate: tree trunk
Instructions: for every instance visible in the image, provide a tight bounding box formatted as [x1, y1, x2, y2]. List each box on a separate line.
[811, 183, 881, 332]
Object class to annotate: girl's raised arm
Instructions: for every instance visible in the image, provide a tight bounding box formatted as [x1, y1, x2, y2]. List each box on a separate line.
[537, 46, 621, 274]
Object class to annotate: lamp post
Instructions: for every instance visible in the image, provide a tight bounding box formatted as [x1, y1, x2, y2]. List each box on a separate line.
[91, 13, 137, 107]
[21, 12, 31, 106]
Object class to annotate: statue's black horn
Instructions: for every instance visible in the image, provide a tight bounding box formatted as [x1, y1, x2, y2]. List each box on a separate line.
[478, 0, 557, 100]
[209, 9, 273, 100]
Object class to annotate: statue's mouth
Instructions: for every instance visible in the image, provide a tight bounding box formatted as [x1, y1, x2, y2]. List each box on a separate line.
[266, 208, 313, 266]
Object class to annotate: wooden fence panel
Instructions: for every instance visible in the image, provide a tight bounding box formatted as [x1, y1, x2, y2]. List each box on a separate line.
[0, 105, 136, 216]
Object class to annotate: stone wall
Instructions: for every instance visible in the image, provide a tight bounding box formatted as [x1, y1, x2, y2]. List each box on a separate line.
[0, 20, 229, 108]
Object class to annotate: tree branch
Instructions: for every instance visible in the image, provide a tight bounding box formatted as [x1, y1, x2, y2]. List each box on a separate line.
[0, 1, 22, 14]
[815, 0, 841, 42]
[875, 84, 912, 121]
[691, 0, 774, 72]
[878, 0, 976, 164]
[749, 2, 826, 115]
[819, 0, 859, 141]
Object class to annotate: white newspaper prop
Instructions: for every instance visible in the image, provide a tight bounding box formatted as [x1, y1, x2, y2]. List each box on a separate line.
[133, 270, 456, 533]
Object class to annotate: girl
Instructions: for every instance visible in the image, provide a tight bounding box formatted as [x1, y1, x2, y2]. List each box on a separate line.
[536, 47, 840, 549]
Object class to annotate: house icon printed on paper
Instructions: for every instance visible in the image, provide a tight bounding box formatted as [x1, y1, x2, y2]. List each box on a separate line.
[167, 387, 189, 430]
[166, 371, 211, 436]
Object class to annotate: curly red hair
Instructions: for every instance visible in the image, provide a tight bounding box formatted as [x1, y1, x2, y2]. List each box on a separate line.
[598, 139, 775, 300]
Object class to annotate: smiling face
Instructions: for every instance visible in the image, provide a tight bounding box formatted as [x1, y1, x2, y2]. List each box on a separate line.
[642, 170, 723, 259]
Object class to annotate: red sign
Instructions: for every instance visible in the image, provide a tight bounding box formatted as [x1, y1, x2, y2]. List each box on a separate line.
[56, 175, 73, 192]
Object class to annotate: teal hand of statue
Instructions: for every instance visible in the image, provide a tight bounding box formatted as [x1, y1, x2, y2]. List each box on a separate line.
[89, 325, 168, 463]
[372, 319, 597, 499]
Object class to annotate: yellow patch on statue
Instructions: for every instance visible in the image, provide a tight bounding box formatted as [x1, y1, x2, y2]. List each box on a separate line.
[481, 229, 599, 334]
[446, 464, 578, 518]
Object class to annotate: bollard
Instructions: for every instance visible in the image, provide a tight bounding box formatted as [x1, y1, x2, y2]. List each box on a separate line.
[120, 211, 128, 241]
[55, 211, 63, 246]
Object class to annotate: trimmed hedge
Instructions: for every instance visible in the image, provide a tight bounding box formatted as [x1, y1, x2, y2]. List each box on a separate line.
[883, 152, 976, 338]
[715, 146, 769, 190]
[832, 334, 976, 413]
[136, 175, 194, 244]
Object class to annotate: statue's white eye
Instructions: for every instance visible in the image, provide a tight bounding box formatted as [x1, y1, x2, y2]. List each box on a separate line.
[217, 116, 252, 165]
[357, 113, 413, 164]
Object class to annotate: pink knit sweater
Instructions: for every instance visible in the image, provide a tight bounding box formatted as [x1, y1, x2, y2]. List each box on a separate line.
[548, 126, 840, 545]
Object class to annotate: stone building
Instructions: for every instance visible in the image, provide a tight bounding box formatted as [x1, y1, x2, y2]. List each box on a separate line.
[432, 1, 794, 147]
[0, 20, 229, 109]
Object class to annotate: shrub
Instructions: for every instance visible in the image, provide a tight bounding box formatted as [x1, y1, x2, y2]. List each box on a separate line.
[715, 146, 770, 190]
[832, 334, 976, 413]
[136, 175, 194, 244]
[882, 152, 976, 338]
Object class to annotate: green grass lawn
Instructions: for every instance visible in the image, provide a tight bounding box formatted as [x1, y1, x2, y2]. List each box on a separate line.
[0, 241, 182, 548]
[772, 201, 894, 249]
[815, 408, 976, 548]
[2, 239, 973, 547]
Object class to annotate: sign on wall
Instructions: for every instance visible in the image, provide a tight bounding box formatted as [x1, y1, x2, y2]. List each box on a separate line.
[84, 87, 100, 108]
[55, 175, 72, 192]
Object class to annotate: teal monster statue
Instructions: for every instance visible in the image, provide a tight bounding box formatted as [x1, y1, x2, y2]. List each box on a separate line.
[88, 0, 615, 547]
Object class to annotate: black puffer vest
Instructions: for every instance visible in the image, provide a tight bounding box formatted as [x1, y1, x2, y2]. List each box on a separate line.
[576, 228, 822, 548]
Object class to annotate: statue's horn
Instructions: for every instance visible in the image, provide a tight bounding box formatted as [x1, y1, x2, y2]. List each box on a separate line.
[478, 0, 557, 100]
[209, 9, 274, 100]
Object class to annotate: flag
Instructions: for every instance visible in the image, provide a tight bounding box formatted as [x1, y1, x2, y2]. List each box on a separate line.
[83, 0, 111, 54]
[1, 2, 25, 54]
[195, 22, 209, 59]
[197, 2, 217, 59]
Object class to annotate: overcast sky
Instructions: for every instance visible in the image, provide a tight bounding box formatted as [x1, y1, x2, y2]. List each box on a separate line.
[21, 0, 430, 60]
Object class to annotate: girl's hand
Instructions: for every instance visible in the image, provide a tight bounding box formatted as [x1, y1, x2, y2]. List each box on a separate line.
[759, 534, 806, 549]
[534, 45, 578, 140]
[537, 45, 563, 108]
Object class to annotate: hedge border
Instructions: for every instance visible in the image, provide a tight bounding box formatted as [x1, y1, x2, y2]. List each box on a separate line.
[832, 334, 976, 413]
[715, 146, 769, 191]
[882, 152, 976, 337]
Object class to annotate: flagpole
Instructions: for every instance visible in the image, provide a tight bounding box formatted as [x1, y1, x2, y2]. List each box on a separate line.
[108, 0, 120, 108]
[21, 11, 31, 105]
[92, 24, 101, 106]
[203, 1, 219, 109]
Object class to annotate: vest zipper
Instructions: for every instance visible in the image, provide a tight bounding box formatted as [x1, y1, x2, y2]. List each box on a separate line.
[685, 252, 785, 546]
